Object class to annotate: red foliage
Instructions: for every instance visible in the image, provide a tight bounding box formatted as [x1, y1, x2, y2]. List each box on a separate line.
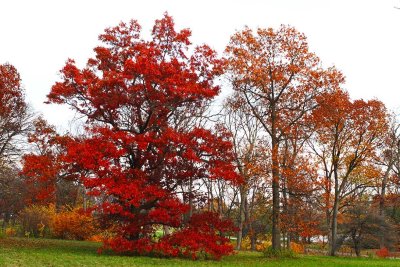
[376, 247, 390, 258]
[161, 212, 236, 260]
[21, 117, 75, 205]
[43, 13, 240, 259]
[103, 212, 236, 260]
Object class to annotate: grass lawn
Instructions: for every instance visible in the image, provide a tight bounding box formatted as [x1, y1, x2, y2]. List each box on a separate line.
[0, 238, 399, 267]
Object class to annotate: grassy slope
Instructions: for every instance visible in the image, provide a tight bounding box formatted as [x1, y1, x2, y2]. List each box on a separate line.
[0, 238, 399, 267]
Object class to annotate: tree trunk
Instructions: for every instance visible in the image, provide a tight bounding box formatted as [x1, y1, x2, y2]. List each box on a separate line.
[237, 187, 246, 250]
[355, 242, 361, 257]
[282, 173, 288, 250]
[251, 232, 256, 251]
[286, 232, 291, 249]
[82, 186, 87, 212]
[244, 195, 249, 236]
[329, 197, 339, 256]
[163, 225, 171, 236]
[379, 161, 393, 248]
[271, 135, 281, 249]
[325, 208, 331, 251]
[189, 177, 193, 218]
[208, 180, 214, 212]
[352, 231, 361, 257]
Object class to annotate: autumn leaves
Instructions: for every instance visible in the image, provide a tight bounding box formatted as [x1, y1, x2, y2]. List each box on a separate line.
[225, 25, 388, 254]
[1, 13, 391, 259]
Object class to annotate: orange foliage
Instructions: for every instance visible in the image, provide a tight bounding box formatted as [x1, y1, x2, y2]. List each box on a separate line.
[290, 242, 304, 254]
[5, 227, 16, 237]
[226, 24, 344, 248]
[280, 155, 321, 239]
[241, 235, 272, 252]
[311, 89, 388, 253]
[87, 234, 104, 242]
[52, 208, 98, 240]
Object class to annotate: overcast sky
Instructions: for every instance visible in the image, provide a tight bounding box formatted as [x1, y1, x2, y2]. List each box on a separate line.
[1, 0, 400, 130]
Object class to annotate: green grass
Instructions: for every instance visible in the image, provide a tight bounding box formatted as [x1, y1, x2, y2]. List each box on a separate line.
[0, 238, 399, 266]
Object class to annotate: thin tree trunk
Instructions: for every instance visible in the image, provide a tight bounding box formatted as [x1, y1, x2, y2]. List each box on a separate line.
[352, 231, 361, 257]
[271, 134, 281, 249]
[82, 186, 87, 212]
[379, 161, 393, 248]
[237, 187, 246, 250]
[250, 231, 256, 251]
[189, 177, 193, 218]
[208, 180, 214, 212]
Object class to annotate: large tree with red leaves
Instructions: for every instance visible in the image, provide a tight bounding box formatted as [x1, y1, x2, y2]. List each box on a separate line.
[45, 14, 239, 259]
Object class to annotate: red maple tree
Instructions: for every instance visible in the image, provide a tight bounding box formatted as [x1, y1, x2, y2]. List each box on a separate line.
[21, 117, 76, 206]
[44, 14, 239, 259]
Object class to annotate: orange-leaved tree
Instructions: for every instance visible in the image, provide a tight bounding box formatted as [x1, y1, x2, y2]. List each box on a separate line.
[225, 25, 343, 249]
[309, 89, 388, 255]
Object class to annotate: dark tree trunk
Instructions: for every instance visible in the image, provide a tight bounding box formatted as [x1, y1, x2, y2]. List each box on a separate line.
[329, 194, 339, 256]
[251, 232, 256, 251]
[379, 161, 393, 248]
[351, 231, 361, 257]
[271, 134, 281, 249]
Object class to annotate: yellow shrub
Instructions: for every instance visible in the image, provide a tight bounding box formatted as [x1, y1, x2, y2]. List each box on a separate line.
[256, 240, 272, 251]
[241, 235, 272, 252]
[338, 245, 353, 255]
[51, 208, 98, 240]
[19, 204, 55, 238]
[240, 236, 252, 250]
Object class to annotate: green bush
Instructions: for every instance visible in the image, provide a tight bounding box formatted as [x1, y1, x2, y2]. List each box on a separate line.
[263, 246, 297, 258]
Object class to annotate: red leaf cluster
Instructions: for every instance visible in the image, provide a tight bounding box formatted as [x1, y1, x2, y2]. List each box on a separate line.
[103, 212, 236, 260]
[376, 247, 390, 258]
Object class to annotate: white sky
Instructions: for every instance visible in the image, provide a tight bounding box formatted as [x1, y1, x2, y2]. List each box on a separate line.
[1, 0, 400, 130]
